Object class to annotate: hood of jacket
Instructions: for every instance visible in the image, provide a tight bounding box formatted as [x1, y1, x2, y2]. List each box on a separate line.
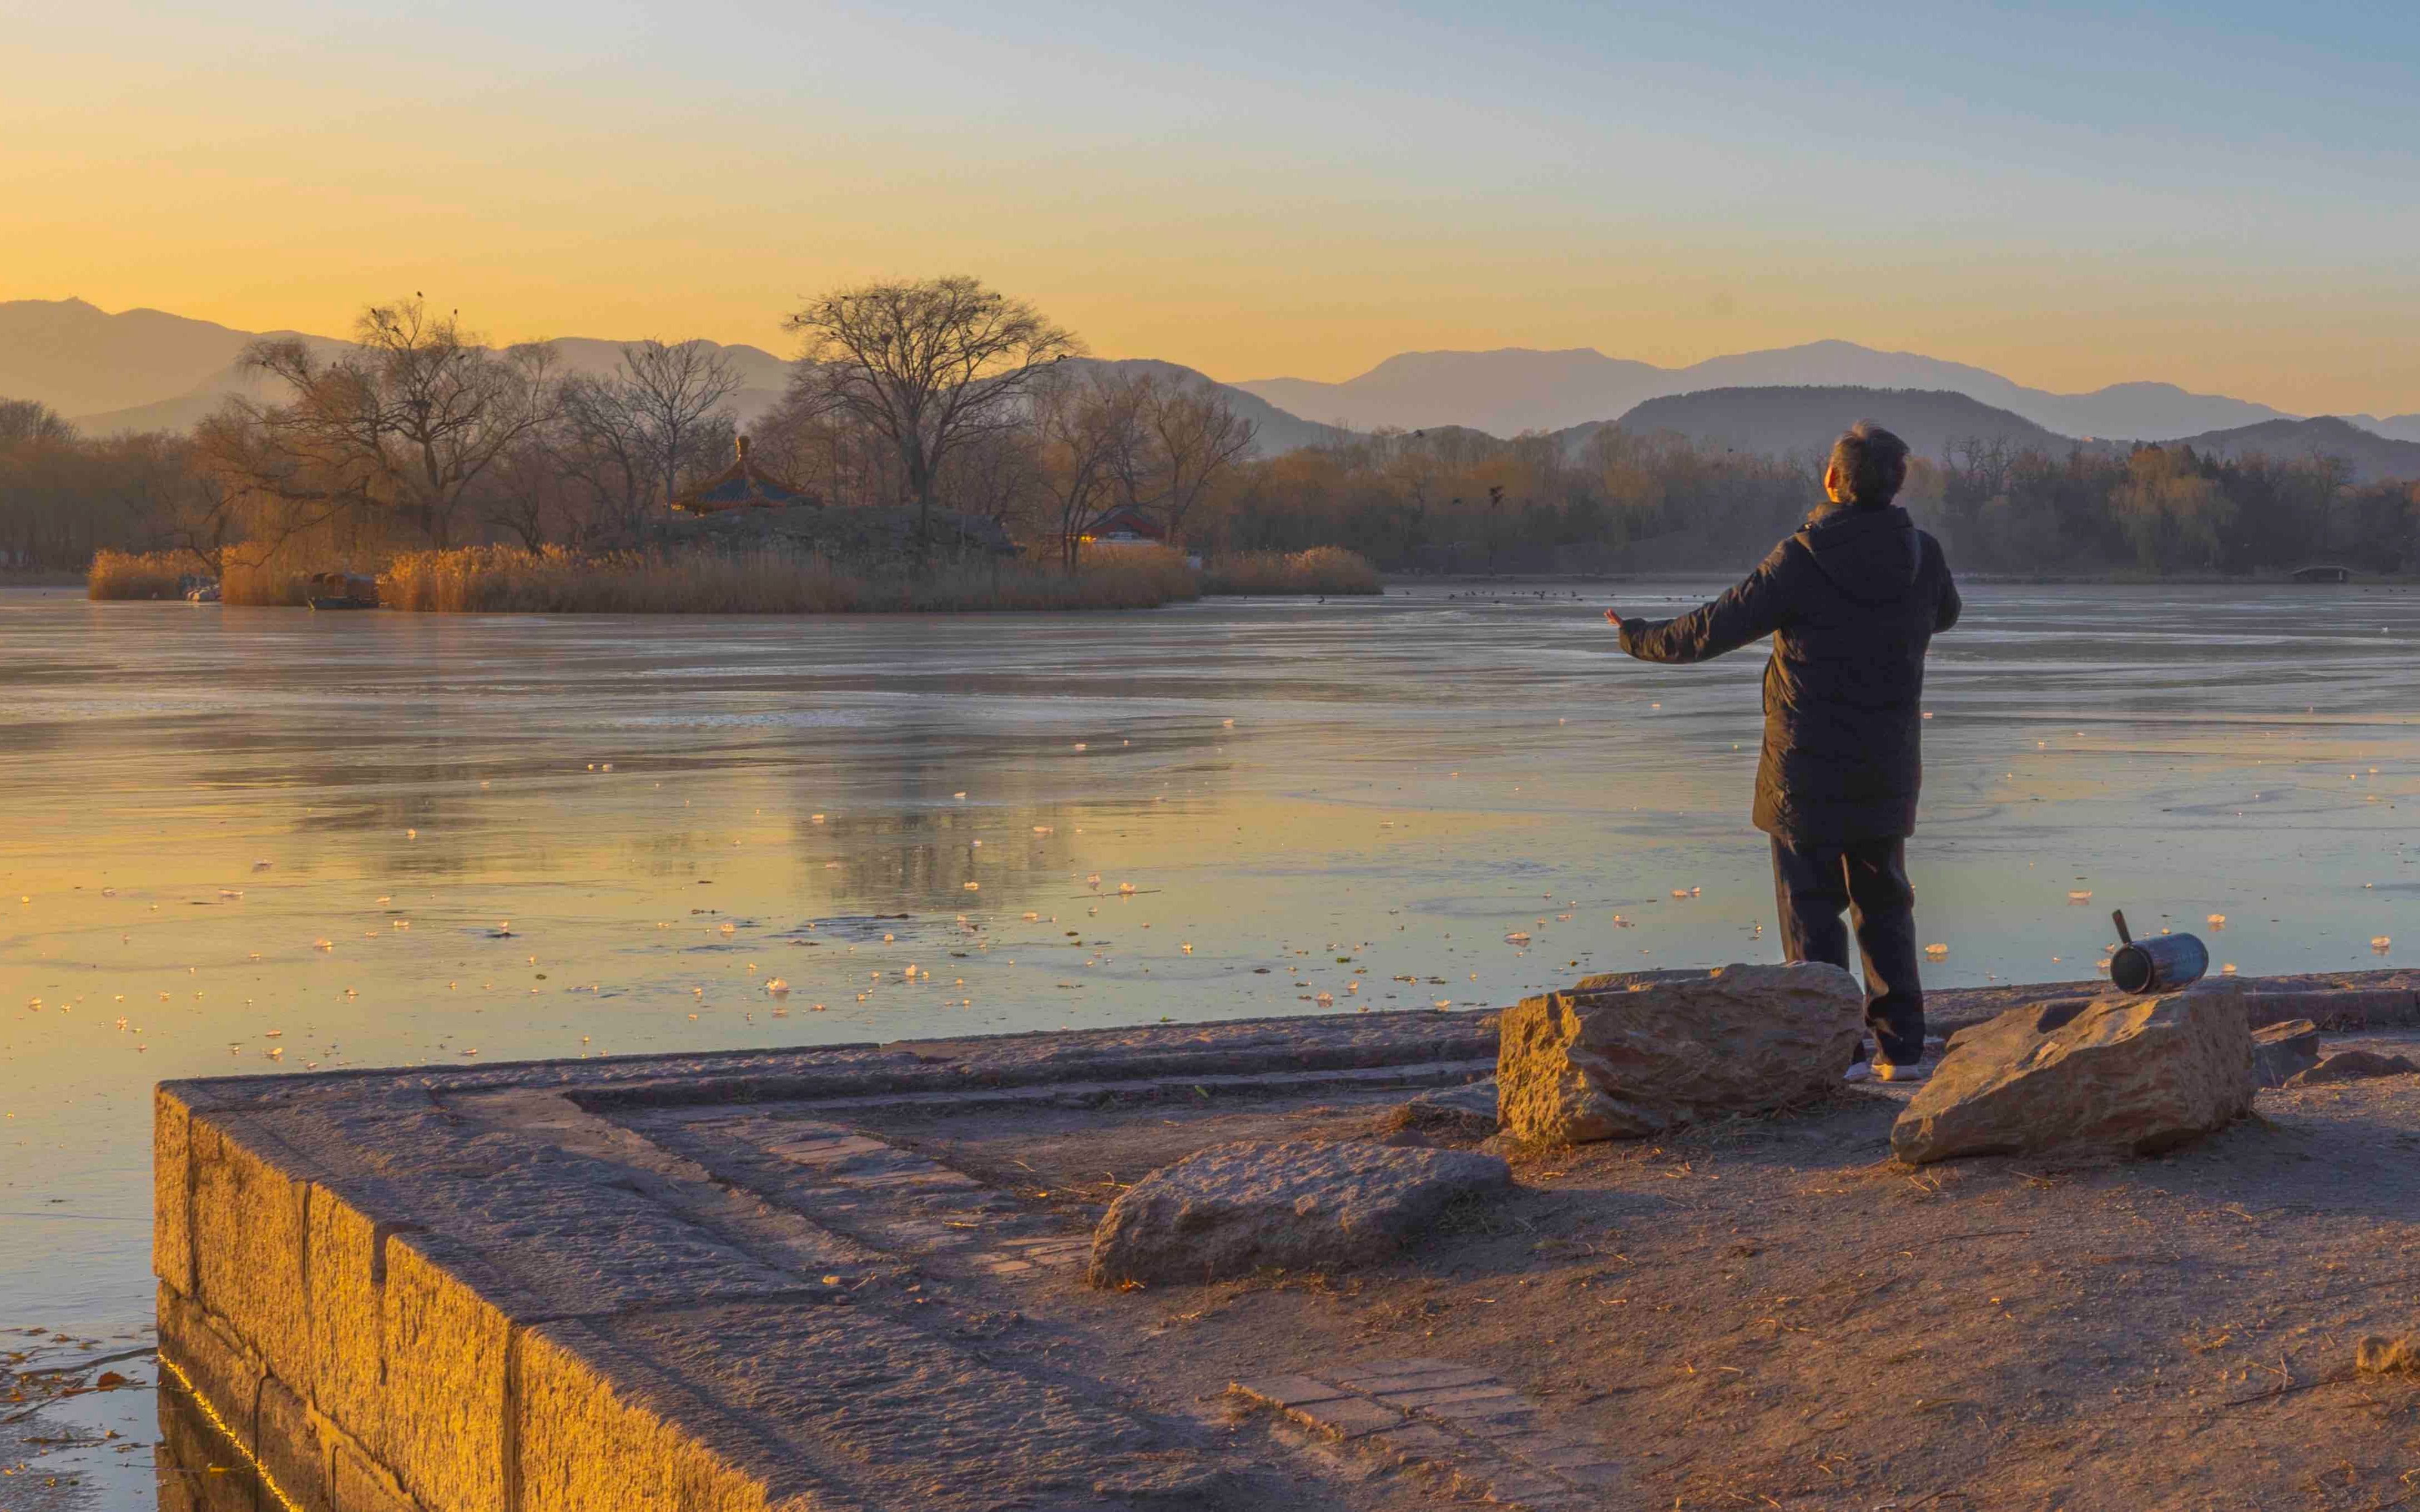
[1798, 502, 1920, 606]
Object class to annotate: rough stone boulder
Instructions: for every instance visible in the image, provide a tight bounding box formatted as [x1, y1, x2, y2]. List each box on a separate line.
[2251, 1019, 2322, 1089]
[1891, 984, 2254, 1164]
[1496, 963, 1866, 1144]
[1391, 1078, 1499, 1138]
[1087, 1140, 1510, 1287]
[2287, 1049, 2420, 1086]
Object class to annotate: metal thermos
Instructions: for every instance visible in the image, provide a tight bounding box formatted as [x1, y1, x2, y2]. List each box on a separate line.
[2108, 909, 2208, 995]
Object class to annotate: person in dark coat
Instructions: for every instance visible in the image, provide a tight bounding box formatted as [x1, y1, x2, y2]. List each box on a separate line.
[1605, 421, 1960, 1080]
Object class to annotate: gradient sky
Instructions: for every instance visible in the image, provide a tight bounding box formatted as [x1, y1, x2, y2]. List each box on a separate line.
[12, 1, 2420, 411]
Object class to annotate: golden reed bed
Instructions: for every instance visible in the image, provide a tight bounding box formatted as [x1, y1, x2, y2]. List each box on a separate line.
[92, 544, 1382, 613]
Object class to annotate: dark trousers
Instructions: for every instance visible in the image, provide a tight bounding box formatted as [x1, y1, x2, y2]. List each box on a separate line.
[1770, 835, 1925, 1064]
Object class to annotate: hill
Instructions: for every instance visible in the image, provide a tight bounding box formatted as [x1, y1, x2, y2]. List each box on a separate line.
[1066, 358, 1348, 456]
[18, 302, 1326, 456]
[70, 330, 795, 436]
[1569, 385, 2070, 462]
[1242, 347, 1667, 439]
[2161, 415, 2420, 484]
[2342, 412, 2420, 445]
[0, 299, 316, 418]
[1234, 340, 2298, 441]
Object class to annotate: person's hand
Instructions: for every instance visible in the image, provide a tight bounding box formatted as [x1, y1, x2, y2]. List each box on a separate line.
[1603, 608, 1626, 629]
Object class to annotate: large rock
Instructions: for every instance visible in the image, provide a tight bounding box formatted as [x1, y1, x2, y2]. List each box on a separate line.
[2287, 1049, 2420, 1086]
[1891, 984, 2254, 1164]
[1393, 1078, 1499, 1137]
[1088, 1140, 1510, 1287]
[1495, 963, 1866, 1144]
[2251, 1018, 2322, 1088]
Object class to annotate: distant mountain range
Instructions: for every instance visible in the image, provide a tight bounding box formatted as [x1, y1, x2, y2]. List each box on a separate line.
[1238, 340, 2420, 446]
[1546, 386, 2420, 484]
[1064, 357, 1349, 454]
[11, 299, 2420, 475]
[1557, 386, 2071, 463]
[4, 301, 1334, 456]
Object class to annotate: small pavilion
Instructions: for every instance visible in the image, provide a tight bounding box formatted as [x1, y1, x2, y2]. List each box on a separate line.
[1078, 501, 1168, 544]
[670, 437, 819, 514]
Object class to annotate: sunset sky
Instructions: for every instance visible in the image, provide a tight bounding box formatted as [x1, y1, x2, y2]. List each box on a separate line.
[13, 0, 2420, 412]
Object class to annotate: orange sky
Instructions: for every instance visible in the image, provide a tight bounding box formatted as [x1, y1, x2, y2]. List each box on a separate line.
[13, 1, 2420, 412]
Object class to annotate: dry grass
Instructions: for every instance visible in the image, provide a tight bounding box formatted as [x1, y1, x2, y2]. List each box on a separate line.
[378, 545, 1204, 614]
[220, 560, 321, 607]
[89, 550, 362, 606]
[1202, 546, 1382, 595]
[86, 550, 191, 601]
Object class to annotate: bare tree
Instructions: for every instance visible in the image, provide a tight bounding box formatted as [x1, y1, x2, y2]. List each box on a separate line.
[1032, 368, 1145, 572]
[1131, 373, 1256, 546]
[620, 339, 742, 504]
[750, 386, 904, 509]
[233, 300, 559, 548]
[149, 452, 251, 576]
[783, 276, 1081, 549]
[0, 399, 74, 446]
[552, 373, 656, 542]
[937, 427, 1047, 533]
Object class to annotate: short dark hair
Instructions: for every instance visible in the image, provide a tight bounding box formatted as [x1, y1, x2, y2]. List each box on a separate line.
[1827, 421, 1910, 507]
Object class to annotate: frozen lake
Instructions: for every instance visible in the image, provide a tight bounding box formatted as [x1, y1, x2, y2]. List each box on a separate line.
[8, 577, 2420, 1346]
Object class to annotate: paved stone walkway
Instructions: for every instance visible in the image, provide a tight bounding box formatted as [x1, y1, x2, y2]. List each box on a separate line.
[156, 1010, 1508, 1511]
[1235, 1359, 1624, 1510]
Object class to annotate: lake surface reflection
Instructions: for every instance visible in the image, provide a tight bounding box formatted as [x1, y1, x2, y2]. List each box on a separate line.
[8, 579, 2420, 1344]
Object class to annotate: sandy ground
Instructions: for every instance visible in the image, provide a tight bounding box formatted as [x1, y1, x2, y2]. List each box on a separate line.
[854, 1032, 2420, 1512]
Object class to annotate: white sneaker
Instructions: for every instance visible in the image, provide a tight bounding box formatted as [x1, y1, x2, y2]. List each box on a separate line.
[1843, 1062, 1875, 1084]
[1874, 1060, 1929, 1083]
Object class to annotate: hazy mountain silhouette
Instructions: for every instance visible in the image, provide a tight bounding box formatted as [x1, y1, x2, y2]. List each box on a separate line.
[1570, 388, 2420, 484]
[1241, 348, 1666, 439]
[65, 323, 794, 436]
[19, 299, 2419, 464]
[0, 298, 329, 418]
[1064, 357, 1349, 455]
[2156, 414, 2420, 484]
[1236, 340, 2301, 442]
[2343, 413, 2420, 445]
[1558, 385, 2068, 462]
[18, 302, 1315, 454]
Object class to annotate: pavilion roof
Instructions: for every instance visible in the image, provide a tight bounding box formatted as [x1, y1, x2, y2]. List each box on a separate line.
[670, 437, 818, 513]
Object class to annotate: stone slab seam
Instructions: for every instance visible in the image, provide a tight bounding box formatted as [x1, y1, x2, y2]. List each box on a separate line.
[1232, 1358, 1621, 1509]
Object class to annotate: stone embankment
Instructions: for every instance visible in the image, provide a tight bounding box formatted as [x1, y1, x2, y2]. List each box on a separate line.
[157, 969, 2420, 1511]
[156, 1014, 1501, 1512]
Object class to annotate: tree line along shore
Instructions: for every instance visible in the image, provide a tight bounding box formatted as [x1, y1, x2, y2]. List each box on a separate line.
[6, 276, 2415, 609]
[85, 542, 1377, 613]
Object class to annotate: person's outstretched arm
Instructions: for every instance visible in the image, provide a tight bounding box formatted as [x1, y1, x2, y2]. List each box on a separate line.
[1611, 545, 1796, 664]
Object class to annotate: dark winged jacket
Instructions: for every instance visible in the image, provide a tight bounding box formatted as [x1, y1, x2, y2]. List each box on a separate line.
[1617, 502, 1960, 843]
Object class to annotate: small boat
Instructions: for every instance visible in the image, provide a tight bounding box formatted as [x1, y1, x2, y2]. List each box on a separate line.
[307, 595, 377, 611]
